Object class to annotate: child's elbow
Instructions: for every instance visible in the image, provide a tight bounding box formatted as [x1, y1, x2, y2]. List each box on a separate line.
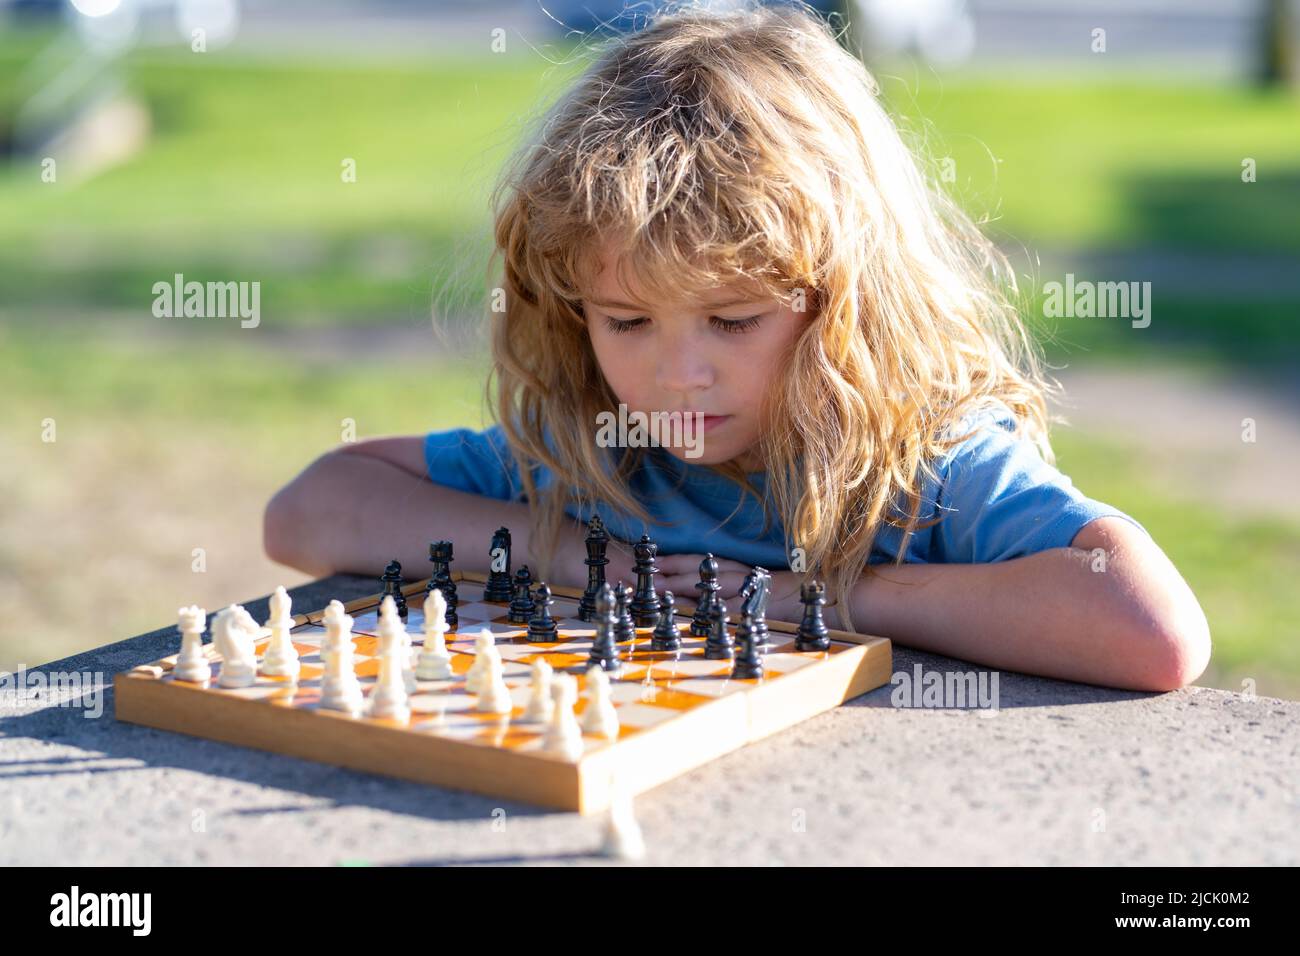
[264, 483, 314, 572]
[1130, 601, 1211, 693]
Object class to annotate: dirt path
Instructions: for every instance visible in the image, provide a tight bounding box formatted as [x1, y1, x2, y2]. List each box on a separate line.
[1051, 363, 1300, 523]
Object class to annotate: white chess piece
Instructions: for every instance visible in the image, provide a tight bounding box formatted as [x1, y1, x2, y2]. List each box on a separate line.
[320, 600, 363, 715]
[542, 673, 584, 760]
[376, 595, 416, 693]
[232, 605, 264, 641]
[522, 657, 554, 723]
[476, 650, 513, 715]
[415, 589, 454, 681]
[213, 606, 256, 688]
[581, 666, 619, 739]
[463, 628, 495, 693]
[260, 585, 301, 679]
[368, 646, 410, 722]
[601, 789, 646, 861]
[173, 605, 211, 683]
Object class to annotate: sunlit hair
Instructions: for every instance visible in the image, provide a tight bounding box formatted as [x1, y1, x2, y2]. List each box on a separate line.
[486, 1, 1053, 630]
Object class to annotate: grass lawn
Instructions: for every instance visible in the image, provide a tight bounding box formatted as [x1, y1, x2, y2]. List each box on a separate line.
[1, 32, 1297, 335]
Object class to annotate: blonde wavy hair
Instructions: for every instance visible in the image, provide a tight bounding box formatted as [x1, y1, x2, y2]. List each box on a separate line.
[486, 1, 1052, 630]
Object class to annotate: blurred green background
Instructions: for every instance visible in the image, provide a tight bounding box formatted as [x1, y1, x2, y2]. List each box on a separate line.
[1, 1, 1297, 699]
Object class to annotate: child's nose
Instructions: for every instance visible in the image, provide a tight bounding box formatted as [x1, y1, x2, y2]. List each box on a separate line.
[655, 348, 715, 395]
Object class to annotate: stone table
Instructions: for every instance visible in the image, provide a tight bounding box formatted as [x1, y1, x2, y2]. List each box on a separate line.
[2, 575, 1296, 866]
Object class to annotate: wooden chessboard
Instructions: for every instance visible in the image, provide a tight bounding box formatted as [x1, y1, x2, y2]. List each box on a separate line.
[114, 572, 892, 814]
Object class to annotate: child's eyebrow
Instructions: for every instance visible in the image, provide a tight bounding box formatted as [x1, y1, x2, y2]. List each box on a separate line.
[587, 297, 764, 311]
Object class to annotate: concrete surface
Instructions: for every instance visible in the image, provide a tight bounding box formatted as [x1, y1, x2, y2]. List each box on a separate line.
[1, 574, 1296, 866]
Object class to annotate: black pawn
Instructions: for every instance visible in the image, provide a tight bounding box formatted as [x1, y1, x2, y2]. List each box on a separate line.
[527, 582, 559, 642]
[795, 581, 832, 652]
[651, 591, 681, 651]
[630, 534, 660, 627]
[381, 559, 407, 621]
[690, 554, 721, 638]
[614, 581, 636, 643]
[578, 515, 609, 622]
[731, 609, 764, 679]
[704, 602, 734, 660]
[483, 526, 513, 602]
[586, 582, 622, 675]
[508, 566, 535, 625]
[425, 540, 458, 628]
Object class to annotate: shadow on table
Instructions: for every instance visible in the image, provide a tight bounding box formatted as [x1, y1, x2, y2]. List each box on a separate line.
[845, 644, 1163, 711]
[0, 692, 559, 827]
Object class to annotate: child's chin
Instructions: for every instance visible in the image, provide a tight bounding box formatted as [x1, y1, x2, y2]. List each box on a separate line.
[658, 443, 729, 466]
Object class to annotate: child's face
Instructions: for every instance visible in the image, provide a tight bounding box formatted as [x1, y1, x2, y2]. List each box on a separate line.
[581, 255, 811, 471]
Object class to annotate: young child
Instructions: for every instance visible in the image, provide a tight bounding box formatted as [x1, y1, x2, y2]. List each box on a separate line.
[265, 3, 1208, 692]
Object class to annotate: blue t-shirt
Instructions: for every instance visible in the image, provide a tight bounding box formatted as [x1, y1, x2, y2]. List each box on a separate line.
[422, 406, 1144, 568]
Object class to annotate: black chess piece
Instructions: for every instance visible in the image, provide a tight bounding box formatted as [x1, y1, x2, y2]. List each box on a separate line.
[740, 567, 772, 651]
[630, 534, 660, 627]
[586, 582, 622, 675]
[651, 591, 681, 651]
[425, 540, 458, 628]
[578, 515, 610, 622]
[614, 581, 636, 643]
[527, 582, 559, 642]
[795, 580, 832, 652]
[483, 527, 513, 602]
[704, 601, 734, 660]
[508, 566, 535, 624]
[690, 554, 722, 638]
[381, 559, 408, 621]
[731, 609, 764, 679]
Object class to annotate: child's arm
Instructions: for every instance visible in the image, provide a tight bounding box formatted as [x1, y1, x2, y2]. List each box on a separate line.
[263, 437, 631, 587]
[659, 516, 1209, 693]
[841, 516, 1209, 692]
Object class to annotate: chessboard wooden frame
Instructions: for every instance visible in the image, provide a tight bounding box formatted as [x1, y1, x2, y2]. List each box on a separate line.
[114, 572, 892, 814]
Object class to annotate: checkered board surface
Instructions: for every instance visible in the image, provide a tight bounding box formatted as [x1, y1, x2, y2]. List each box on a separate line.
[115, 573, 891, 812]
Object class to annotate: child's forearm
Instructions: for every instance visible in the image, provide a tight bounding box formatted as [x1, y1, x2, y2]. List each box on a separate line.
[846, 520, 1209, 692]
[264, 449, 600, 586]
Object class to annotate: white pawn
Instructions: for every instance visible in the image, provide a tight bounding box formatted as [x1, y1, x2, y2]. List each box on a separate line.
[581, 666, 619, 739]
[463, 629, 496, 694]
[260, 586, 301, 680]
[376, 595, 416, 693]
[320, 601, 363, 715]
[214, 606, 256, 688]
[415, 589, 453, 681]
[522, 657, 554, 723]
[542, 673, 584, 760]
[368, 645, 410, 722]
[173, 605, 211, 683]
[601, 789, 646, 862]
[476, 649, 513, 715]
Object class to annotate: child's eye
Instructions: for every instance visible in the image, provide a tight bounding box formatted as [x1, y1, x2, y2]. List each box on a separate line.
[710, 314, 764, 333]
[604, 316, 648, 335]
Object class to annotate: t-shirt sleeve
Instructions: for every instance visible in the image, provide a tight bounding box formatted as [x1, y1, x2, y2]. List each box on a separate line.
[423, 425, 525, 502]
[929, 412, 1148, 563]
